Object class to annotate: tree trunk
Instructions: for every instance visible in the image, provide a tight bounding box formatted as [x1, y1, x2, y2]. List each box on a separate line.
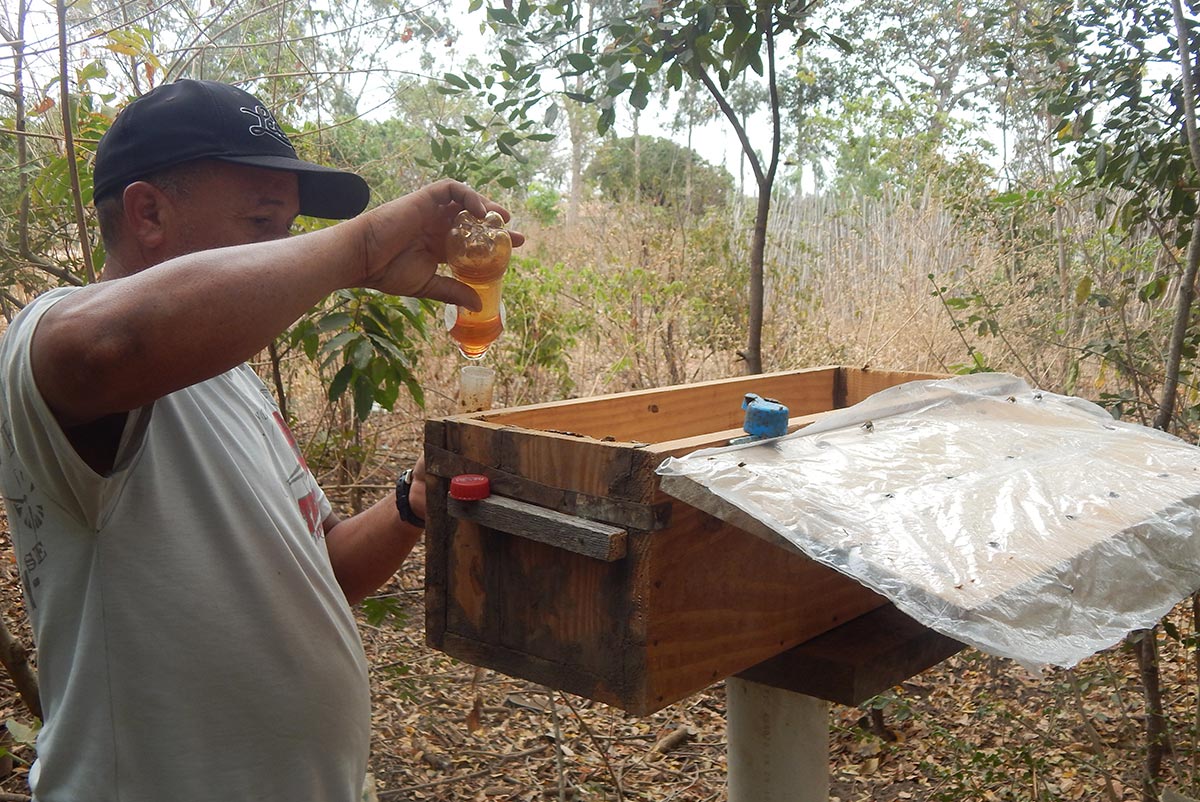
[566, 99, 585, 230]
[267, 339, 289, 424]
[743, 186, 769, 375]
[1135, 629, 1169, 802]
[1157, 0, 1200, 432]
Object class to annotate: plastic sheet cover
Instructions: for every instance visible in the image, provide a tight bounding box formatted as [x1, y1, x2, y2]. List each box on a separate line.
[656, 374, 1200, 670]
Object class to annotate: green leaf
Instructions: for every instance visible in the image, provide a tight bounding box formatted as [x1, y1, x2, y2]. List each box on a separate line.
[1074, 276, 1093, 306]
[353, 373, 376, 421]
[826, 32, 853, 54]
[321, 330, 358, 359]
[360, 596, 406, 627]
[566, 53, 593, 72]
[376, 378, 400, 412]
[366, 332, 406, 361]
[328, 363, 353, 402]
[487, 7, 519, 25]
[77, 60, 108, 84]
[404, 375, 425, 407]
[666, 61, 683, 90]
[1138, 275, 1168, 302]
[350, 338, 373, 370]
[630, 74, 650, 111]
[597, 106, 616, 135]
[726, 1, 752, 29]
[316, 312, 353, 333]
[606, 72, 635, 97]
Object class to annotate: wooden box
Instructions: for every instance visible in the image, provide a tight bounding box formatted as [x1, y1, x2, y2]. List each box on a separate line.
[424, 366, 947, 715]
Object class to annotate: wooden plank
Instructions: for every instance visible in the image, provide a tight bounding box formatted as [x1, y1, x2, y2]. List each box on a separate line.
[448, 495, 628, 562]
[639, 503, 890, 712]
[735, 604, 964, 706]
[839, 367, 942, 406]
[439, 632, 630, 710]
[444, 419, 657, 502]
[441, 526, 644, 701]
[462, 367, 840, 443]
[423, 420, 451, 650]
[425, 444, 671, 530]
[644, 412, 827, 459]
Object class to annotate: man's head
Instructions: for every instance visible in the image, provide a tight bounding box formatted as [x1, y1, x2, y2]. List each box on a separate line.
[94, 80, 370, 265]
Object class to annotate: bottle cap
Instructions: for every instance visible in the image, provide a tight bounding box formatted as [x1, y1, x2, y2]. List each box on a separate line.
[450, 474, 491, 501]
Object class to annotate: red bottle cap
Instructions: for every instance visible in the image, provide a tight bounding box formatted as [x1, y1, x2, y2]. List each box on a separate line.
[450, 474, 491, 500]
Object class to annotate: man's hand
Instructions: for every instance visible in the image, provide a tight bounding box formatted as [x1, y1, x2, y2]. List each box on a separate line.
[356, 180, 525, 308]
[408, 454, 428, 523]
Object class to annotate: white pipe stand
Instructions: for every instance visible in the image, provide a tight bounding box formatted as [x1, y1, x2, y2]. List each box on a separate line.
[726, 677, 830, 802]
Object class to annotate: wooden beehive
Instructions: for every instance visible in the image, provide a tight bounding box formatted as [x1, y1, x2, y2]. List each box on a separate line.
[424, 365, 949, 714]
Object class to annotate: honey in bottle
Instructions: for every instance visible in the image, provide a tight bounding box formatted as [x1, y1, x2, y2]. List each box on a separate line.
[444, 209, 511, 359]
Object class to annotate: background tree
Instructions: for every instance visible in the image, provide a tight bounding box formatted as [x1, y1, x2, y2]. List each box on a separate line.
[454, 0, 845, 374]
[584, 135, 733, 215]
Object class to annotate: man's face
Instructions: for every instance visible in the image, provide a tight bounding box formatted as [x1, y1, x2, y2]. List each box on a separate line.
[164, 161, 301, 258]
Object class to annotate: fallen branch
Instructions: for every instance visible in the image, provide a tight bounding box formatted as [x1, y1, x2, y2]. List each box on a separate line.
[650, 725, 695, 757]
[0, 609, 40, 721]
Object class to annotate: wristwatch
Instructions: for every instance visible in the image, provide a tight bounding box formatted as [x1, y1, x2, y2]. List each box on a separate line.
[395, 468, 426, 528]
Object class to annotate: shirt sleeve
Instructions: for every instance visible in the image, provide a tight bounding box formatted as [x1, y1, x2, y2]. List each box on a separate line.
[0, 288, 153, 531]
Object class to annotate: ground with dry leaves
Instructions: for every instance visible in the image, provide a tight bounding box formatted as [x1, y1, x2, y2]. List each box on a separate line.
[1, 461, 1198, 801]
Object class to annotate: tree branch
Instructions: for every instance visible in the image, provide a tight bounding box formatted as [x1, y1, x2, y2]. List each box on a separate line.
[694, 67, 765, 188]
[56, 0, 95, 284]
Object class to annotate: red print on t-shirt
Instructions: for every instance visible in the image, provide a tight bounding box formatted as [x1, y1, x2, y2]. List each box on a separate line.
[271, 410, 323, 539]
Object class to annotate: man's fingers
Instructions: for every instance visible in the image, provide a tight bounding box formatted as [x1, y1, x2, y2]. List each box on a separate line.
[422, 274, 482, 312]
[436, 179, 518, 231]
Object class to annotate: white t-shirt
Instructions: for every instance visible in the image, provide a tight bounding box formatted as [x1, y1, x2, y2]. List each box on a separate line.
[0, 287, 371, 802]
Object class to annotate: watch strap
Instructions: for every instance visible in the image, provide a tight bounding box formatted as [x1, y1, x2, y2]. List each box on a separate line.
[395, 468, 426, 528]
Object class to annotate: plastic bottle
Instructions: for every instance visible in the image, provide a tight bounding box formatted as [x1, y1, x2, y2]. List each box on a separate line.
[444, 209, 511, 360]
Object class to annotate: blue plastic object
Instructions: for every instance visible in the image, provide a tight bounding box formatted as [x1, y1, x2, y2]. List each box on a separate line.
[740, 393, 790, 440]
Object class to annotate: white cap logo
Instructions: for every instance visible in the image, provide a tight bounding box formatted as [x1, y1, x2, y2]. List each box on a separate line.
[239, 104, 293, 149]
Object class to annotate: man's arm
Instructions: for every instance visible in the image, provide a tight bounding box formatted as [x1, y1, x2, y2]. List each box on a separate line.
[32, 180, 507, 429]
[324, 457, 429, 605]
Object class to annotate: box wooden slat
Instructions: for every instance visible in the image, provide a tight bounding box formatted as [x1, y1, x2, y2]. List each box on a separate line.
[425, 366, 938, 714]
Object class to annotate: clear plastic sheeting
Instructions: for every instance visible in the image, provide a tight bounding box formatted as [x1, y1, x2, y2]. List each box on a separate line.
[656, 373, 1200, 670]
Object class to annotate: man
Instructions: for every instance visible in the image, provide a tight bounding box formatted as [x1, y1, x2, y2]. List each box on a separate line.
[0, 78, 521, 801]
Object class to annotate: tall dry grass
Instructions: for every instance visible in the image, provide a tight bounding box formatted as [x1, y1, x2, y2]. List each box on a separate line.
[275, 182, 1193, 501]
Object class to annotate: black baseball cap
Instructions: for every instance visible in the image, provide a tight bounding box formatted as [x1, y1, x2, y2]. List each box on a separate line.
[93, 79, 370, 219]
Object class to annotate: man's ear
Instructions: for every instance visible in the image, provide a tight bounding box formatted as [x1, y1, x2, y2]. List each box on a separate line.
[121, 181, 172, 251]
